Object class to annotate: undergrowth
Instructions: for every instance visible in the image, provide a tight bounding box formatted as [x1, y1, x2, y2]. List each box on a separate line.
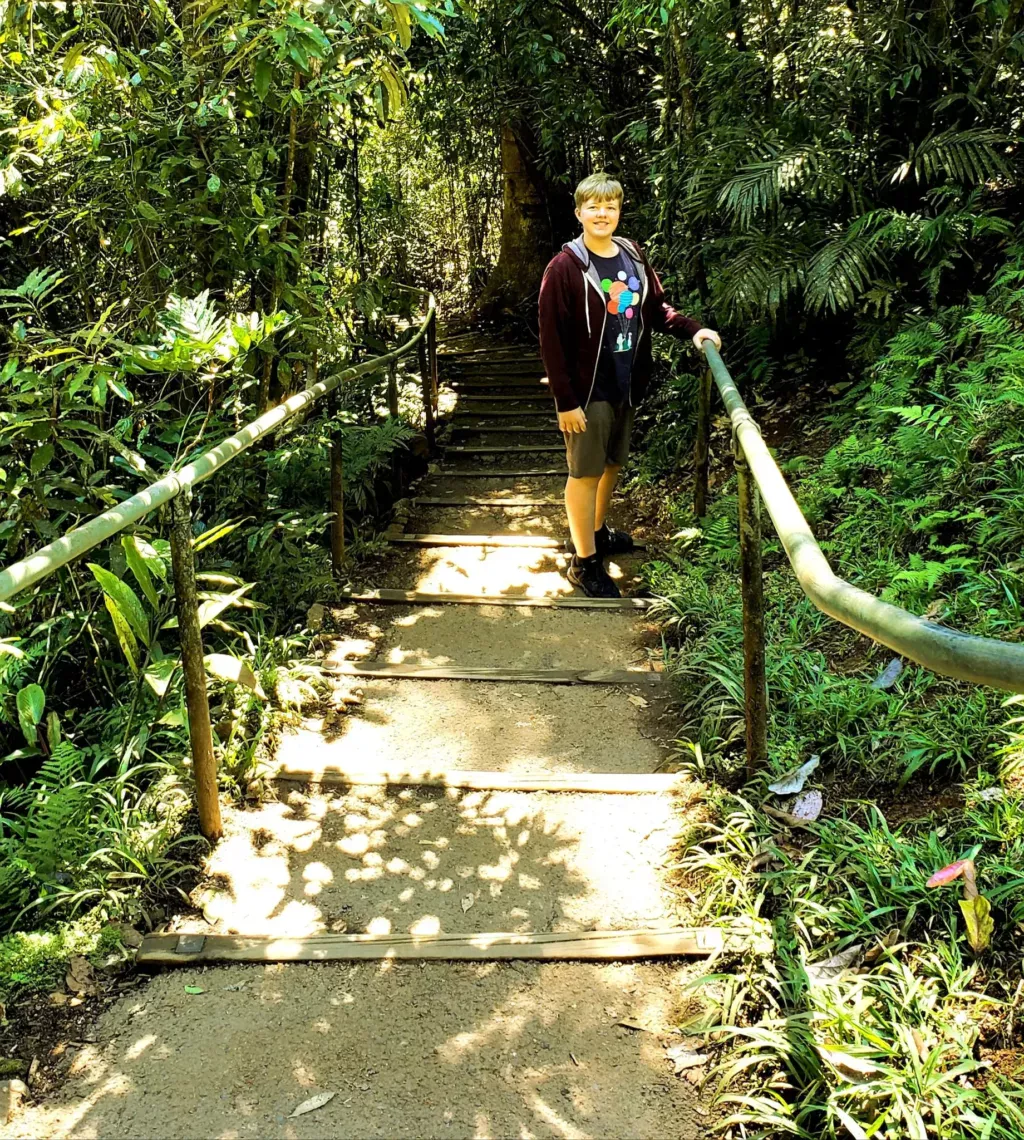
[638, 250, 1024, 1136]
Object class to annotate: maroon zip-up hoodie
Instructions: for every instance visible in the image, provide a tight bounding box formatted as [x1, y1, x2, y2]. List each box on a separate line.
[538, 235, 702, 413]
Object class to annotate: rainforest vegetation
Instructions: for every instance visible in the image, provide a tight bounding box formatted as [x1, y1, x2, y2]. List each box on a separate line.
[2, 0, 1024, 1135]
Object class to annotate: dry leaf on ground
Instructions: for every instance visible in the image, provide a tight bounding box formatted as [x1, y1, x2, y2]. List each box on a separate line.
[805, 944, 863, 986]
[665, 1045, 708, 1074]
[289, 1091, 336, 1118]
[768, 755, 820, 795]
[65, 957, 98, 996]
[627, 695, 649, 709]
[461, 892, 476, 913]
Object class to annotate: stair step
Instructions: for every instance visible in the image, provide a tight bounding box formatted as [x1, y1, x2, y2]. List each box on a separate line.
[412, 497, 561, 506]
[447, 446, 564, 455]
[389, 533, 566, 548]
[430, 469, 564, 477]
[270, 766, 682, 793]
[322, 662, 664, 684]
[453, 410, 552, 419]
[452, 426, 555, 434]
[335, 588, 652, 609]
[456, 395, 550, 403]
[137, 927, 724, 965]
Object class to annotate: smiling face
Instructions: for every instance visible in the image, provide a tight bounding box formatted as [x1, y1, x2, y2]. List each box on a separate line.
[575, 196, 621, 243]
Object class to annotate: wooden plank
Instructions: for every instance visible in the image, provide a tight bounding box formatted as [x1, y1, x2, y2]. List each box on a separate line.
[453, 410, 552, 418]
[389, 533, 647, 551]
[138, 927, 724, 965]
[447, 446, 565, 455]
[452, 426, 555, 435]
[432, 469, 564, 477]
[272, 767, 682, 793]
[456, 395, 550, 403]
[335, 589, 653, 610]
[322, 662, 664, 684]
[412, 497, 561, 506]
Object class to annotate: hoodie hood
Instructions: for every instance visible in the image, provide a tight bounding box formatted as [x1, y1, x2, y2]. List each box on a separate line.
[563, 236, 648, 307]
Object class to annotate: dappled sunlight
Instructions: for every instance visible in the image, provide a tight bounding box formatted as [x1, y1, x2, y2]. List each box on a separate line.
[184, 782, 676, 938]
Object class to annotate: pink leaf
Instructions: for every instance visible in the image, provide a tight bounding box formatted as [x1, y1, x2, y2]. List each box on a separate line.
[926, 859, 972, 888]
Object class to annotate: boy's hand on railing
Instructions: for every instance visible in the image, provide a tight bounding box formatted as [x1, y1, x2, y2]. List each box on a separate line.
[693, 329, 722, 352]
[558, 408, 588, 434]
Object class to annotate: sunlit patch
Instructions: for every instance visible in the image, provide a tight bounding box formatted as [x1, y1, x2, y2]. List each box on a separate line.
[338, 832, 370, 857]
[399, 887, 415, 902]
[329, 991, 354, 1006]
[386, 856, 410, 874]
[421, 849, 441, 870]
[410, 915, 441, 936]
[366, 916, 392, 935]
[125, 1034, 157, 1061]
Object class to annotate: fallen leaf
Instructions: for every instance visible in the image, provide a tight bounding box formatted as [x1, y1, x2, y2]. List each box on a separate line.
[863, 928, 900, 964]
[788, 789, 823, 822]
[979, 787, 1004, 802]
[183, 985, 205, 995]
[926, 859, 972, 888]
[617, 1019, 655, 1033]
[763, 803, 817, 830]
[461, 893, 476, 914]
[289, 1091, 336, 1118]
[923, 600, 945, 622]
[805, 944, 863, 986]
[65, 956, 98, 996]
[816, 1045, 883, 1080]
[767, 755, 820, 796]
[306, 603, 325, 631]
[870, 658, 904, 690]
[223, 982, 247, 992]
[665, 1045, 708, 1074]
[627, 694, 649, 709]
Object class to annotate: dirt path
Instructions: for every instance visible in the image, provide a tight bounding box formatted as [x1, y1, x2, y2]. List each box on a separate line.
[8, 341, 711, 1140]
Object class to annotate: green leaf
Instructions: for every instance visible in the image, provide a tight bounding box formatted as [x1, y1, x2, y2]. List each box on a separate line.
[959, 895, 994, 954]
[251, 189, 265, 217]
[253, 59, 272, 102]
[122, 535, 160, 608]
[104, 595, 139, 672]
[30, 443, 54, 475]
[192, 516, 251, 553]
[136, 202, 160, 223]
[204, 653, 266, 699]
[207, 173, 221, 194]
[144, 655, 179, 697]
[184, 985, 205, 994]
[16, 683, 45, 746]
[46, 710, 61, 751]
[89, 563, 150, 645]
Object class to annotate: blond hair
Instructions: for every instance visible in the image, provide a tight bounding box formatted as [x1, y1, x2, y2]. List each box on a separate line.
[574, 173, 623, 210]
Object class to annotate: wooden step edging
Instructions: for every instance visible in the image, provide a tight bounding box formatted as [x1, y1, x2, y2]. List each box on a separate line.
[452, 411, 553, 419]
[138, 927, 725, 965]
[447, 446, 565, 454]
[412, 496, 562, 506]
[336, 588, 653, 609]
[322, 662, 664, 684]
[271, 767, 684, 793]
[388, 533, 646, 550]
[455, 395, 550, 403]
[429, 470, 565, 478]
[452, 426, 556, 434]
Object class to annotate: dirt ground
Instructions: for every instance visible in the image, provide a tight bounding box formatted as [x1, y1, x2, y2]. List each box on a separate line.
[5, 346, 714, 1140]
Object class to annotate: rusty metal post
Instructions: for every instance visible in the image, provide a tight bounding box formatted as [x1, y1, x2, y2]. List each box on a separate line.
[169, 491, 223, 842]
[418, 335, 436, 452]
[387, 360, 399, 417]
[328, 391, 346, 572]
[735, 432, 768, 778]
[693, 367, 712, 517]
[426, 310, 439, 419]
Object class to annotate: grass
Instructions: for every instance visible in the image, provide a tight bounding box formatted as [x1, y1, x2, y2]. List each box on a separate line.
[633, 251, 1024, 1137]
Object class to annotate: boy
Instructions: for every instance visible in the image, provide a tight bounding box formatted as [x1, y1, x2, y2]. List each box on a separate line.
[538, 173, 721, 597]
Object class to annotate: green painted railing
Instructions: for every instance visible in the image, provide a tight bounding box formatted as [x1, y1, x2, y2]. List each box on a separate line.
[694, 344, 1024, 772]
[0, 290, 438, 836]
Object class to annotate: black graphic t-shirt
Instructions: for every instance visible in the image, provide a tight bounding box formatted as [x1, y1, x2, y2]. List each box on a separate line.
[588, 249, 642, 406]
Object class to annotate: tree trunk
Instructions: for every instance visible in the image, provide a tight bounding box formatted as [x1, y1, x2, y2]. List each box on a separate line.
[477, 122, 556, 319]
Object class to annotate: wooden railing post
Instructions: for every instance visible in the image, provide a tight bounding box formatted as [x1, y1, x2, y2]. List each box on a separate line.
[418, 335, 436, 452]
[328, 390, 346, 572]
[693, 367, 712, 517]
[735, 432, 768, 777]
[426, 309, 439, 419]
[169, 490, 223, 842]
[387, 360, 399, 417]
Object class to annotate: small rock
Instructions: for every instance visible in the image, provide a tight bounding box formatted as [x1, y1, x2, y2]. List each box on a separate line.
[306, 603, 325, 631]
[2, 1079, 28, 1124]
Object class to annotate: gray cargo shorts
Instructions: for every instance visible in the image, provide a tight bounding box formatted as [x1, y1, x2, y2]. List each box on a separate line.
[563, 401, 635, 479]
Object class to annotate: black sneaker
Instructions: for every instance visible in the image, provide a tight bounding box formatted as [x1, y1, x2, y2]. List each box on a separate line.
[595, 523, 635, 556]
[567, 553, 622, 598]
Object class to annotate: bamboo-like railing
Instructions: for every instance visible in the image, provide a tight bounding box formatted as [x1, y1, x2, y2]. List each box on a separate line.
[694, 344, 1024, 773]
[0, 290, 438, 837]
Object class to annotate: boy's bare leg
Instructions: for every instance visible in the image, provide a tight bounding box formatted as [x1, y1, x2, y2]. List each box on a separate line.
[594, 463, 621, 531]
[565, 474, 601, 557]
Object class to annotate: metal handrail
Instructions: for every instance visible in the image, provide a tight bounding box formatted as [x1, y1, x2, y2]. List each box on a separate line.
[0, 291, 436, 605]
[700, 343, 1024, 694]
